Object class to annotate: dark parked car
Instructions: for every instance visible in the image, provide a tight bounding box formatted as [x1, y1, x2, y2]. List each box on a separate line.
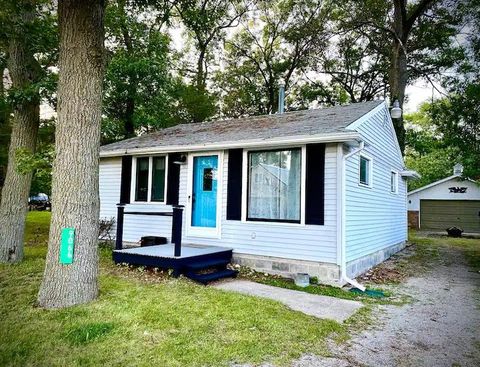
[28, 193, 51, 211]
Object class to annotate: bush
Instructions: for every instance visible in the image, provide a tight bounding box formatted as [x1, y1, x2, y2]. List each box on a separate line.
[99, 217, 115, 245]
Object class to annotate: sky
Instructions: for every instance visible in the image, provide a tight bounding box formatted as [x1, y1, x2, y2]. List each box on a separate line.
[404, 80, 442, 113]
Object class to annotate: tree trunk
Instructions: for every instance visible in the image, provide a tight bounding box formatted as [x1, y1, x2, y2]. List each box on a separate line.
[389, 1, 408, 154]
[389, 38, 407, 153]
[124, 96, 135, 138]
[196, 47, 207, 91]
[38, 0, 105, 309]
[0, 63, 11, 193]
[0, 23, 41, 263]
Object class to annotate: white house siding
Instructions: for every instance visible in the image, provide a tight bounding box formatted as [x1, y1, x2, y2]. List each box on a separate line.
[345, 108, 407, 264]
[99, 157, 173, 243]
[99, 158, 122, 235]
[408, 178, 480, 211]
[99, 144, 339, 264]
[178, 143, 339, 263]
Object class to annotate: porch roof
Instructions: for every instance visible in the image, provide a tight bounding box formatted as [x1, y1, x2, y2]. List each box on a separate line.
[100, 100, 383, 157]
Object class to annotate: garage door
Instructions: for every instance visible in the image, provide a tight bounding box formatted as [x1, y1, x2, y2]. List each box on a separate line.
[420, 200, 480, 233]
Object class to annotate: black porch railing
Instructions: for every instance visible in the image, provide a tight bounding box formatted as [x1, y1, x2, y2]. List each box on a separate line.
[115, 203, 184, 257]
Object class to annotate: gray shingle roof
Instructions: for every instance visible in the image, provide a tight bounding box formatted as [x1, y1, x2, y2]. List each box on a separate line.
[100, 100, 383, 154]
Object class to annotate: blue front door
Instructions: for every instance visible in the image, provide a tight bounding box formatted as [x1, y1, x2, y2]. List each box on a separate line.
[192, 155, 218, 228]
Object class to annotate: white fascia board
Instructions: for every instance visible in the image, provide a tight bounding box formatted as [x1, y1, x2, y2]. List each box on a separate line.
[99, 131, 362, 158]
[407, 174, 460, 195]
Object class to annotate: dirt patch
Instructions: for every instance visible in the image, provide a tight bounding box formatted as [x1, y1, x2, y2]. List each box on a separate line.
[297, 238, 480, 367]
[358, 266, 406, 284]
[358, 240, 442, 285]
[235, 236, 480, 367]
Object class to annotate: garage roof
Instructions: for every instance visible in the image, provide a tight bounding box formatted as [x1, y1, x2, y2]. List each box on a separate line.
[407, 174, 472, 195]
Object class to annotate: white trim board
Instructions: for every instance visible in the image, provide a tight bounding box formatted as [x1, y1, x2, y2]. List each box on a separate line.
[185, 151, 224, 239]
[130, 154, 168, 204]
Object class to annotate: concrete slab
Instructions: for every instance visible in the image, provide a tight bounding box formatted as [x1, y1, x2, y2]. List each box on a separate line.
[214, 280, 363, 323]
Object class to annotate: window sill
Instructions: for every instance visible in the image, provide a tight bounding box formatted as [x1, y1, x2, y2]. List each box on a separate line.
[130, 201, 168, 205]
[240, 219, 306, 227]
[358, 182, 372, 189]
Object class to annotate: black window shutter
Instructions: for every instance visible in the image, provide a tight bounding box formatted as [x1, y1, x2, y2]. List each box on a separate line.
[166, 153, 181, 205]
[305, 143, 325, 225]
[226, 149, 243, 220]
[120, 156, 132, 204]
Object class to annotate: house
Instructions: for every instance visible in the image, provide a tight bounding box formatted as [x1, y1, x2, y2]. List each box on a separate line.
[99, 100, 414, 286]
[408, 164, 480, 233]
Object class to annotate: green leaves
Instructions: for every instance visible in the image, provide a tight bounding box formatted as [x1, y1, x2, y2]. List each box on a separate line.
[216, 0, 331, 116]
[405, 81, 480, 191]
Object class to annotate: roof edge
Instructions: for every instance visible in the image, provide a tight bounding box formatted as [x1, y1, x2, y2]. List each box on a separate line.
[100, 131, 361, 158]
[344, 101, 386, 131]
[407, 174, 461, 195]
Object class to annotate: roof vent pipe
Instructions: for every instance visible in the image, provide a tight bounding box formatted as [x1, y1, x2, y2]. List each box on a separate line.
[278, 80, 285, 114]
[453, 163, 463, 175]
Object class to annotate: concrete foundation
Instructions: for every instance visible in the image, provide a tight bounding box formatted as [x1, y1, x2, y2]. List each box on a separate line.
[232, 252, 341, 286]
[346, 241, 406, 278]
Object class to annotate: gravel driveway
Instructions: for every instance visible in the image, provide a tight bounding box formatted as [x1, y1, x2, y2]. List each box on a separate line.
[295, 241, 480, 367]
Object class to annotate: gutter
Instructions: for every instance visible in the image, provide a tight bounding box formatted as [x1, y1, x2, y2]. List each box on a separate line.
[99, 132, 362, 158]
[340, 141, 366, 292]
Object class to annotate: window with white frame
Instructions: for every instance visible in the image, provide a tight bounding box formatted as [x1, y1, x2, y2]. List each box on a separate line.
[390, 171, 398, 193]
[359, 155, 372, 186]
[133, 156, 166, 202]
[247, 148, 301, 223]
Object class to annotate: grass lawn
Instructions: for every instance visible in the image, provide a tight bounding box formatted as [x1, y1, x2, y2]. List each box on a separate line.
[0, 212, 345, 367]
[409, 230, 480, 271]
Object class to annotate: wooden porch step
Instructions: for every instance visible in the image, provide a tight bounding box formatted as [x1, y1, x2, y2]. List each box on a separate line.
[184, 258, 230, 271]
[186, 269, 238, 285]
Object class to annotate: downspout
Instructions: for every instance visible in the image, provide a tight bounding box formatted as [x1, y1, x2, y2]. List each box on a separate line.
[341, 141, 366, 291]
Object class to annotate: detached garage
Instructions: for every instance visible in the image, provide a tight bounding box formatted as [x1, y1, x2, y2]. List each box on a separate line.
[408, 164, 480, 233]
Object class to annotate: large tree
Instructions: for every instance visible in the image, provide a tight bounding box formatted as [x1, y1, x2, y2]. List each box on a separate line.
[216, 0, 331, 117]
[338, 0, 464, 152]
[0, 1, 51, 263]
[0, 55, 10, 189]
[405, 0, 480, 188]
[38, 0, 105, 308]
[103, 0, 179, 140]
[296, 32, 389, 108]
[175, 0, 249, 90]
[174, 0, 251, 122]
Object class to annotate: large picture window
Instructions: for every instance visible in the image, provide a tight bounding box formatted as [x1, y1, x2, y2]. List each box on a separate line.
[247, 148, 301, 222]
[133, 156, 167, 202]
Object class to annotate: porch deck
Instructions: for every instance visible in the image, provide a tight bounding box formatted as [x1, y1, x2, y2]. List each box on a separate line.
[112, 244, 236, 280]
